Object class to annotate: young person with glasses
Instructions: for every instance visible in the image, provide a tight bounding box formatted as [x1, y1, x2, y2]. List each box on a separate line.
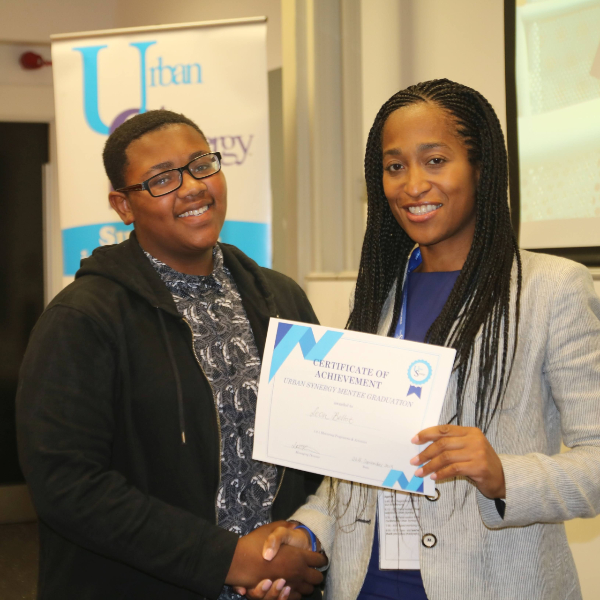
[17, 110, 325, 600]
[240, 79, 600, 600]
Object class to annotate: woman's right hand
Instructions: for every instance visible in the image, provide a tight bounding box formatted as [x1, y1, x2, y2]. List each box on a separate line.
[263, 522, 315, 561]
[233, 523, 323, 600]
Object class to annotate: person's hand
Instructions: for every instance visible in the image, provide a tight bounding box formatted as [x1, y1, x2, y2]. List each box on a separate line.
[263, 521, 318, 561]
[233, 522, 325, 600]
[235, 578, 292, 600]
[225, 521, 325, 600]
[234, 521, 321, 600]
[410, 424, 506, 499]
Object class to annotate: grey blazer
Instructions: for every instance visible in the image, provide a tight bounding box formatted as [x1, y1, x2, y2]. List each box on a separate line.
[292, 251, 600, 600]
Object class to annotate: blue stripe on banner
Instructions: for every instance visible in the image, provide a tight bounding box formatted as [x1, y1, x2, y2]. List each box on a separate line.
[219, 221, 271, 268]
[63, 222, 134, 276]
[62, 220, 271, 276]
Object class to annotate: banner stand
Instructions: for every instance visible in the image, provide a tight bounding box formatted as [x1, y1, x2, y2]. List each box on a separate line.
[52, 17, 271, 287]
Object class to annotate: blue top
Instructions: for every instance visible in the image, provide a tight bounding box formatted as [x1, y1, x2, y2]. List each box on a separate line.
[357, 269, 460, 600]
[404, 270, 460, 343]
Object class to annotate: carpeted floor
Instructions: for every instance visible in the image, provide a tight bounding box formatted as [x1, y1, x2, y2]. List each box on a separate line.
[0, 521, 38, 600]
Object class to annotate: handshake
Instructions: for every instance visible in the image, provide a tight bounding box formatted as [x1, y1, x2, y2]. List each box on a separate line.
[225, 521, 326, 600]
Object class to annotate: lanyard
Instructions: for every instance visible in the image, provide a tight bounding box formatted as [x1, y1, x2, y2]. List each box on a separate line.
[393, 247, 422, 339]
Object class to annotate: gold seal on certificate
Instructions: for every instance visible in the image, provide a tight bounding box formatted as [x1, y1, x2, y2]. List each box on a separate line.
[252, 319, 456, 496]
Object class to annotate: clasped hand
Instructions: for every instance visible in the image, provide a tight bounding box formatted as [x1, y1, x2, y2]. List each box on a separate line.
[226, 521, 325, 600]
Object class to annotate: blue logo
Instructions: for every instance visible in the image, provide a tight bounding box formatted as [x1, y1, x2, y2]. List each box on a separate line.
[408, 360, 432, 385]
[73, 41, 202, 136]
[73, 42, 254, 167]
[269, 323, 343, 382]
[407, 360, 432, 398]
[382, 469, 424, 493]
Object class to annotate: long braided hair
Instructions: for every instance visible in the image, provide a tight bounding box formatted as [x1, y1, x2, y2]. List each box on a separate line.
[350, 79, 521, 432]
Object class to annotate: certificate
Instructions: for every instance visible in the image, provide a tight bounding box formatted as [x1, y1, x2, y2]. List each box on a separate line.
[252, 319, 456, 496]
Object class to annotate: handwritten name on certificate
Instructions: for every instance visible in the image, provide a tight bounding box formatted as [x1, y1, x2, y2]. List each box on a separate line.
[253, 319, 456, 496]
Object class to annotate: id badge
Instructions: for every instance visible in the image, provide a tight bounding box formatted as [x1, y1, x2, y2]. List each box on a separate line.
[378, 490, 420, 570]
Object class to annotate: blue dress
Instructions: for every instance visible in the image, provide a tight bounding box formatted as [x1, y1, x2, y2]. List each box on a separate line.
[356, 270, 460, 600]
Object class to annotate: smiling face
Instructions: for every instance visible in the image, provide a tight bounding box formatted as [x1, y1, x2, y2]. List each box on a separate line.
[109, 123, 227, 275]
[381, 102, 479, 271]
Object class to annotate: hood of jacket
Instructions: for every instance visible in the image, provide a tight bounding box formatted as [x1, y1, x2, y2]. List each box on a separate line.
[75, 230, 279, 323]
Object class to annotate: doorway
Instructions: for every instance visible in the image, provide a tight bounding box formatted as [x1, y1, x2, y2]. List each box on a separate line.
[0, 121, 49, 485]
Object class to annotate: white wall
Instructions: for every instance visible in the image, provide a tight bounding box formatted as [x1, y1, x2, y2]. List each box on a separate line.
[358, 0, 507, 147]
[360, 0, 404, 147]
[305, 275, 356, 330]
[115, 0, 282, 71]
[0, 43, 54, 123]
[409, 0, 507, 134]
[0, 0, 119, 42]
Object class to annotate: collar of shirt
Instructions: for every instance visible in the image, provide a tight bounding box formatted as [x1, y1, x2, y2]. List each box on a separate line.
[143, 245, 231, 298]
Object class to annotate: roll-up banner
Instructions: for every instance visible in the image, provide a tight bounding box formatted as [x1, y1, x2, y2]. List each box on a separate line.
[51, 18, 271, 286]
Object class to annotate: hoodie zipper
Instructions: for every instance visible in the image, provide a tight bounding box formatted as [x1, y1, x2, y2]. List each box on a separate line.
[272, 467, 286, 507]
[183, 317, 222, 525]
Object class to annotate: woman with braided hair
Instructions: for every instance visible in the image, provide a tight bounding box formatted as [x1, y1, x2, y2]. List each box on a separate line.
[237, 79, 600, 600]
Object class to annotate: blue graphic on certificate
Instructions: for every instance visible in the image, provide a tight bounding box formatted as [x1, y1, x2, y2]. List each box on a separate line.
[253, 319, 456, 496]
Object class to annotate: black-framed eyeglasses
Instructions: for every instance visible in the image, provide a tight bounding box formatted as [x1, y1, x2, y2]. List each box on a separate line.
[116, 152, 222, 197]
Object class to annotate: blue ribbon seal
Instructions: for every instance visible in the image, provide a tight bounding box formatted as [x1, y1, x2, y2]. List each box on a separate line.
[407, 359, 432, 398]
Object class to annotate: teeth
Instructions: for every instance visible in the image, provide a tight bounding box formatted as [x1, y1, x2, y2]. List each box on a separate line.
[178, 205, 209, 218]
[408, 204, 442, 215]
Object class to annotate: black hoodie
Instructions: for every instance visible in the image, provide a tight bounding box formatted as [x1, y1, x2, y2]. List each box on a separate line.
[16, 233, 322, 600]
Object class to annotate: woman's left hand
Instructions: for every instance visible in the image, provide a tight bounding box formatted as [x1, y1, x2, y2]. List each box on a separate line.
[410, 425, 505, 499]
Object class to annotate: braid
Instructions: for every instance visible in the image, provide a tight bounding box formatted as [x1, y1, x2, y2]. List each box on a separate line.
[349, 79, 522, 433]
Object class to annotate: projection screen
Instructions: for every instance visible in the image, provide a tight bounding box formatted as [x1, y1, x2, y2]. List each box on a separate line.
[513, 0, 600, 255]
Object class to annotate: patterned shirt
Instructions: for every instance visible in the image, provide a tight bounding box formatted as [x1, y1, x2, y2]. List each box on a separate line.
[146, 246, 278, 600]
